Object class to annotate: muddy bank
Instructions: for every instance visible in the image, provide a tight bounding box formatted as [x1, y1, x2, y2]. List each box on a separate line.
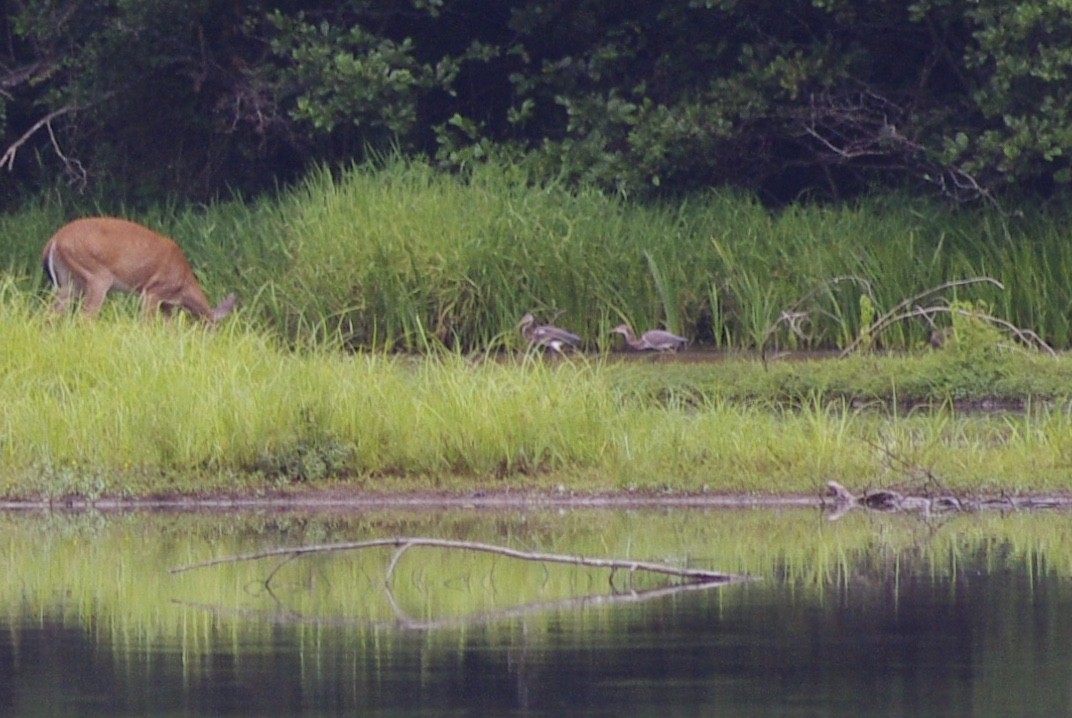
[3, 487, 1071, 514]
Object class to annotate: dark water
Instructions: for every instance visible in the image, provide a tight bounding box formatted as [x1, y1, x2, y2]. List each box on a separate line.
[0, 511, 1070, 717]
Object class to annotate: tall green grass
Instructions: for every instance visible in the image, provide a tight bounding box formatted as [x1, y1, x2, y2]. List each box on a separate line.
[6, 155, 1072, 351]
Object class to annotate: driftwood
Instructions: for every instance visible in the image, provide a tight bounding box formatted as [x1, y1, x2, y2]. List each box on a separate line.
[169, 536, 748, 587]
[825, 480, 962, 519]
[825, 476, 1072, 521]
[169, 537, 749, 629]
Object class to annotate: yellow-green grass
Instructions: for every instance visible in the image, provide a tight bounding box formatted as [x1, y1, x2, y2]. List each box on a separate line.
[2, 279, 1072, 499]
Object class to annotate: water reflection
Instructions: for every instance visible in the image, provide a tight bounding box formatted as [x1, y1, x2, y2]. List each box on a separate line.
[0, 508, 1070, 716]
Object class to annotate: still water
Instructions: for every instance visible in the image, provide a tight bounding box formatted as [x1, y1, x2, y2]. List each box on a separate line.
[0, 506, 1069, 716]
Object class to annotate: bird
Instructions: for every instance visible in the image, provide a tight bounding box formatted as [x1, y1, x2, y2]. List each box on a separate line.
[518, 312, 582, 354]
[610, 323, 688, 352]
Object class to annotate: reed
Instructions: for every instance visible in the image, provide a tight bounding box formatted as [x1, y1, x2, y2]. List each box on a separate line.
[232, 164, 1072, 352]
[5, 157, 1072, 352]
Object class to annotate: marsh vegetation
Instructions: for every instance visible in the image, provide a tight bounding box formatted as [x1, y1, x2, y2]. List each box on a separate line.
[1, 296, 1071, 498]
[7, 158, 1072, 353]
[2, 159, 1072, 498]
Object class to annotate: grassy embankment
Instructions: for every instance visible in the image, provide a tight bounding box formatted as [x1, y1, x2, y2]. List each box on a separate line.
[2, 158, 1072, 499]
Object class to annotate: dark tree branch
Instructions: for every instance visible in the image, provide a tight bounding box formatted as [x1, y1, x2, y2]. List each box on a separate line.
[1, 104, 77, 170]
[794, 88, 996, 205]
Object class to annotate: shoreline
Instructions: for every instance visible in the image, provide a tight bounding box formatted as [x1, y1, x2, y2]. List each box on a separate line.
[4, 487, 1071, 514]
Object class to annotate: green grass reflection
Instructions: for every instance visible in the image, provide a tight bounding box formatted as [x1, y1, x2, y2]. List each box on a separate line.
[1, 508, 1069, 653]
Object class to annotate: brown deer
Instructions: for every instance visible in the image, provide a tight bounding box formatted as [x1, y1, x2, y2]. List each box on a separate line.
[42, 217, 236, 322]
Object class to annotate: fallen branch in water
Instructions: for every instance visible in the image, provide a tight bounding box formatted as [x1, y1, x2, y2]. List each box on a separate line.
[823, 480, 1072, 518]
[169, 537, 747, 587]
[825, 480, 963, 519]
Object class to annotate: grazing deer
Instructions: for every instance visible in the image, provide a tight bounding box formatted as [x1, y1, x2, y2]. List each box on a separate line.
[42, 217, 236, 322]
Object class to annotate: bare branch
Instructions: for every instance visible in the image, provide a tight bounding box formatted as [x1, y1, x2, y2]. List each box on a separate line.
[43, 115, 87, 188]
[796, 88, 998, 206]
[839, 277, 1004, 355]
[0, 60, 60, 93]
[169, 536, 748, 586]
[0, 103, 80, 174]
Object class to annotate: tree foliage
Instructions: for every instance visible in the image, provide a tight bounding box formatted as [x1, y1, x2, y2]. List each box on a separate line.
[2, 0, 1072, 205]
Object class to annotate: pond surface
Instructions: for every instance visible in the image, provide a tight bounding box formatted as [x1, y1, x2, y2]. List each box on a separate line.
[0, 506, 1069, 717]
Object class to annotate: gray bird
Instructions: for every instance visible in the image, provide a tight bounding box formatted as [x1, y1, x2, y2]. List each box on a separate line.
[610, 323, 687, 352]
[519, 312, 582, 353]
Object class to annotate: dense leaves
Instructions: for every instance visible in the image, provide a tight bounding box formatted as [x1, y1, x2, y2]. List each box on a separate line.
[2, 0, 1071, 205]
